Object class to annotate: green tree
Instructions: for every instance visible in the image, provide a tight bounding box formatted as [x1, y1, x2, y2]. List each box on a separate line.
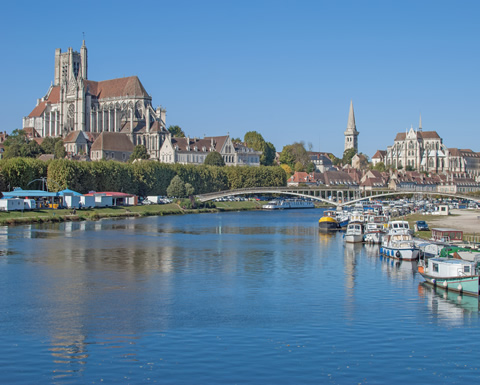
[129, 145, 150, 162]
[54, 140, 66, 159]
[41, 137, 63, 154]
[167, 125, 185, 137]
[185, 182, 195, 196]
[167, 175, 186, 197]
[3, 129, 28, 147]
[372, 161, 386, 172]
[21, 140, 43, 158]
[204, 151, 225, 166]
[342, 148, 357, 165]
[279, 142, 310, 169]
[243, 131, 276, 166]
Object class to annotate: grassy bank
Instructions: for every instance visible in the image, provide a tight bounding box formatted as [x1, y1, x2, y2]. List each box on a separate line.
[0, 200, 268, 226]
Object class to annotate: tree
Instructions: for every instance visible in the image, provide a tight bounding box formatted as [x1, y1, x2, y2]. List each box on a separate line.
[54, 140, 66, 159]
[280, 164, 293, 176]
[41, 136, 63, 154]
[243, 131, 276, 166]
[167, 125, 185, 137]
[204, 151, 225, 166]
[129, 145, 150, 162]
[279, 142, 310, 169]
[372, 161, 386, 172]
[342, 148, 357, 165]
[185, 183, 195, 196]
[167, 175, 186, 197]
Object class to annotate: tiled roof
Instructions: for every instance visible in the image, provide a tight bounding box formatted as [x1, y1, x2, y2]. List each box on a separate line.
[28, 86, 60, 117]
[372, 150, 386, 159]
[91, 132, 134, 152]
[84, 76, 149, 100]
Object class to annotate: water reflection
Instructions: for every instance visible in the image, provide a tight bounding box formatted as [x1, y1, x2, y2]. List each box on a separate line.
[418, 282, 479, 324]
[379, 255, 418, 281]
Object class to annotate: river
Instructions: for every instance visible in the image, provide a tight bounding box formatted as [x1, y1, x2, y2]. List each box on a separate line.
[0, 209, 478, 384]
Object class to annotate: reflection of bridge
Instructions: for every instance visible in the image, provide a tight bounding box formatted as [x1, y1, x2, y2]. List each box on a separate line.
[196, 187, 480, 207]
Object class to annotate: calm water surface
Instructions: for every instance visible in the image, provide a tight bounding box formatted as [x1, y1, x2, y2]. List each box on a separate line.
[0, 209, 479, 384]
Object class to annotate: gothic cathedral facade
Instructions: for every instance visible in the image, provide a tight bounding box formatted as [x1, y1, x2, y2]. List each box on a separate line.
[23, 41, 168, 160]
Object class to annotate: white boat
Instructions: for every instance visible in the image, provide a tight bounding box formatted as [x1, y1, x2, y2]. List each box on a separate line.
[363, 215, 388, 244]
[344, 222, 364, 243]
[380, 220, 419, 260]
[349, 210, 365, 224]
[263, 199, 314, 210]
[418, 257, 480, 296]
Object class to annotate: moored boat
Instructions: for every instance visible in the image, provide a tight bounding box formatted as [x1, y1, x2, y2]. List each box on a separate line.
[380, 220, 419, 260]
[363, 215, 388, 244]
[319, 210, 340, 231]
[418, 257, 480, 296]
[344, 222, 364, 243]
[263, 199, 315, 210]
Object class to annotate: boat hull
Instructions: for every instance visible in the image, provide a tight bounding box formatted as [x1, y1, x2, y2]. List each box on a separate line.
[380, 246, 419, 261]
[418, 272, 479, 296]
[345, 234, 364, 243]
[318, 216, 339, 231]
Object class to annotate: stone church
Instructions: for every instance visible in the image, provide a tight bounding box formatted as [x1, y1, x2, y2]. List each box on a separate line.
[23, 41, 168, 160]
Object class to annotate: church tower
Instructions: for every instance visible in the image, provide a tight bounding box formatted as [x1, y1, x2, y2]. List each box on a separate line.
[344, 100, 359, 153]
[54, 40, 88, 86]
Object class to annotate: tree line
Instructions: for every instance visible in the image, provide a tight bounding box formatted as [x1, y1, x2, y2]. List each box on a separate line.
[0, 158, 286, 196]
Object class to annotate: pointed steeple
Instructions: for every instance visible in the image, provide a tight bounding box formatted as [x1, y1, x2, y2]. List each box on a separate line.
[344, 100, 359, 153]
[418, 113, 422, 131]
[346, 100, 357, 132]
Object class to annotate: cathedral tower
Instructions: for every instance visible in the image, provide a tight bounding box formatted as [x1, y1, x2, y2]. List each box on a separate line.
[54, 40, 88, 86]
[344, 100, 359, 153]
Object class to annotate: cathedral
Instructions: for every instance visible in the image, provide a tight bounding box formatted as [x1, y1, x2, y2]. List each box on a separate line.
[23, 41, 168, 160]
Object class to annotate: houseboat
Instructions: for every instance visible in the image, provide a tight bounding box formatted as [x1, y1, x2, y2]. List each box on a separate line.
[363, 215, 388, 244]
[418, 257, 480, 296]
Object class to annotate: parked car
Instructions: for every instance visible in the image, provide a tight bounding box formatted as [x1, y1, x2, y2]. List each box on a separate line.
[415, 220, 429, 231]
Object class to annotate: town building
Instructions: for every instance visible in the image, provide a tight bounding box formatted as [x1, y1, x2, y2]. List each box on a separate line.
[22, 41, 168, 161]
[159, 135, 261, 166]
[382, 116, 480, 178]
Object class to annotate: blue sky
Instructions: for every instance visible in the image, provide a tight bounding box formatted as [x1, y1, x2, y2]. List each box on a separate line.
[1, 0, 479, 158]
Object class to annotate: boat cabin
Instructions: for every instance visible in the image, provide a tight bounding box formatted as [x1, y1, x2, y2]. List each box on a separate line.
[431, 228, 463, 243]
[387, 220, 410, 233]
[426, 257, 477, 278]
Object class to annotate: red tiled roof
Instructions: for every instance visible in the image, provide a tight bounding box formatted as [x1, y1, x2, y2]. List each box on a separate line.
[84, 76, 149, 100]
[91, 132, 134, 152]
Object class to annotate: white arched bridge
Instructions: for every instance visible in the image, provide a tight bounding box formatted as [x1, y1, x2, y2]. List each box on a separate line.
[196, 187, 480, 208]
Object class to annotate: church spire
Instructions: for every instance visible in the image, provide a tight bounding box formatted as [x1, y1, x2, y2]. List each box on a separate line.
[418, 113, 422, 131]
[347, 99, 356, 132]
[344, 100, 359, 153]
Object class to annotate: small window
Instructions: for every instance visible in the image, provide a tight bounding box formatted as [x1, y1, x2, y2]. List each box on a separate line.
[464, 265, 471, 274]
[433, 263, 439, 273]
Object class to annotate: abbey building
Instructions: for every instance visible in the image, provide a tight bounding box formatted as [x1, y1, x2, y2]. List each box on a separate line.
[23, 41, 168, 160]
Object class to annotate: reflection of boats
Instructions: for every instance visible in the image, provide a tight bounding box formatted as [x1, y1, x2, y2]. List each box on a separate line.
[418, 282, 479, 322]
[380, 220, 418, 260]
[263, 199, 314, 210]
[344, 222, 363, 243]
[318, 210, 340, 231]
[418, 257, 480, 296]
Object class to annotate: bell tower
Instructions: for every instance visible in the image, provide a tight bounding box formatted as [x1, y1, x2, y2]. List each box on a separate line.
[54, 40, 87, 87]
[344, 100, 359, 153]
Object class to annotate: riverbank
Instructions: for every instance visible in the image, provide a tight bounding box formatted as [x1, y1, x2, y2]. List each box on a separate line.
[0, 200, 269, 226]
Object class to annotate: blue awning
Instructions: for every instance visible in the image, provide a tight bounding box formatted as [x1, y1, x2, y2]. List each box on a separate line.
[2, 189, 59, 198]
[58, 189, 82, 196]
